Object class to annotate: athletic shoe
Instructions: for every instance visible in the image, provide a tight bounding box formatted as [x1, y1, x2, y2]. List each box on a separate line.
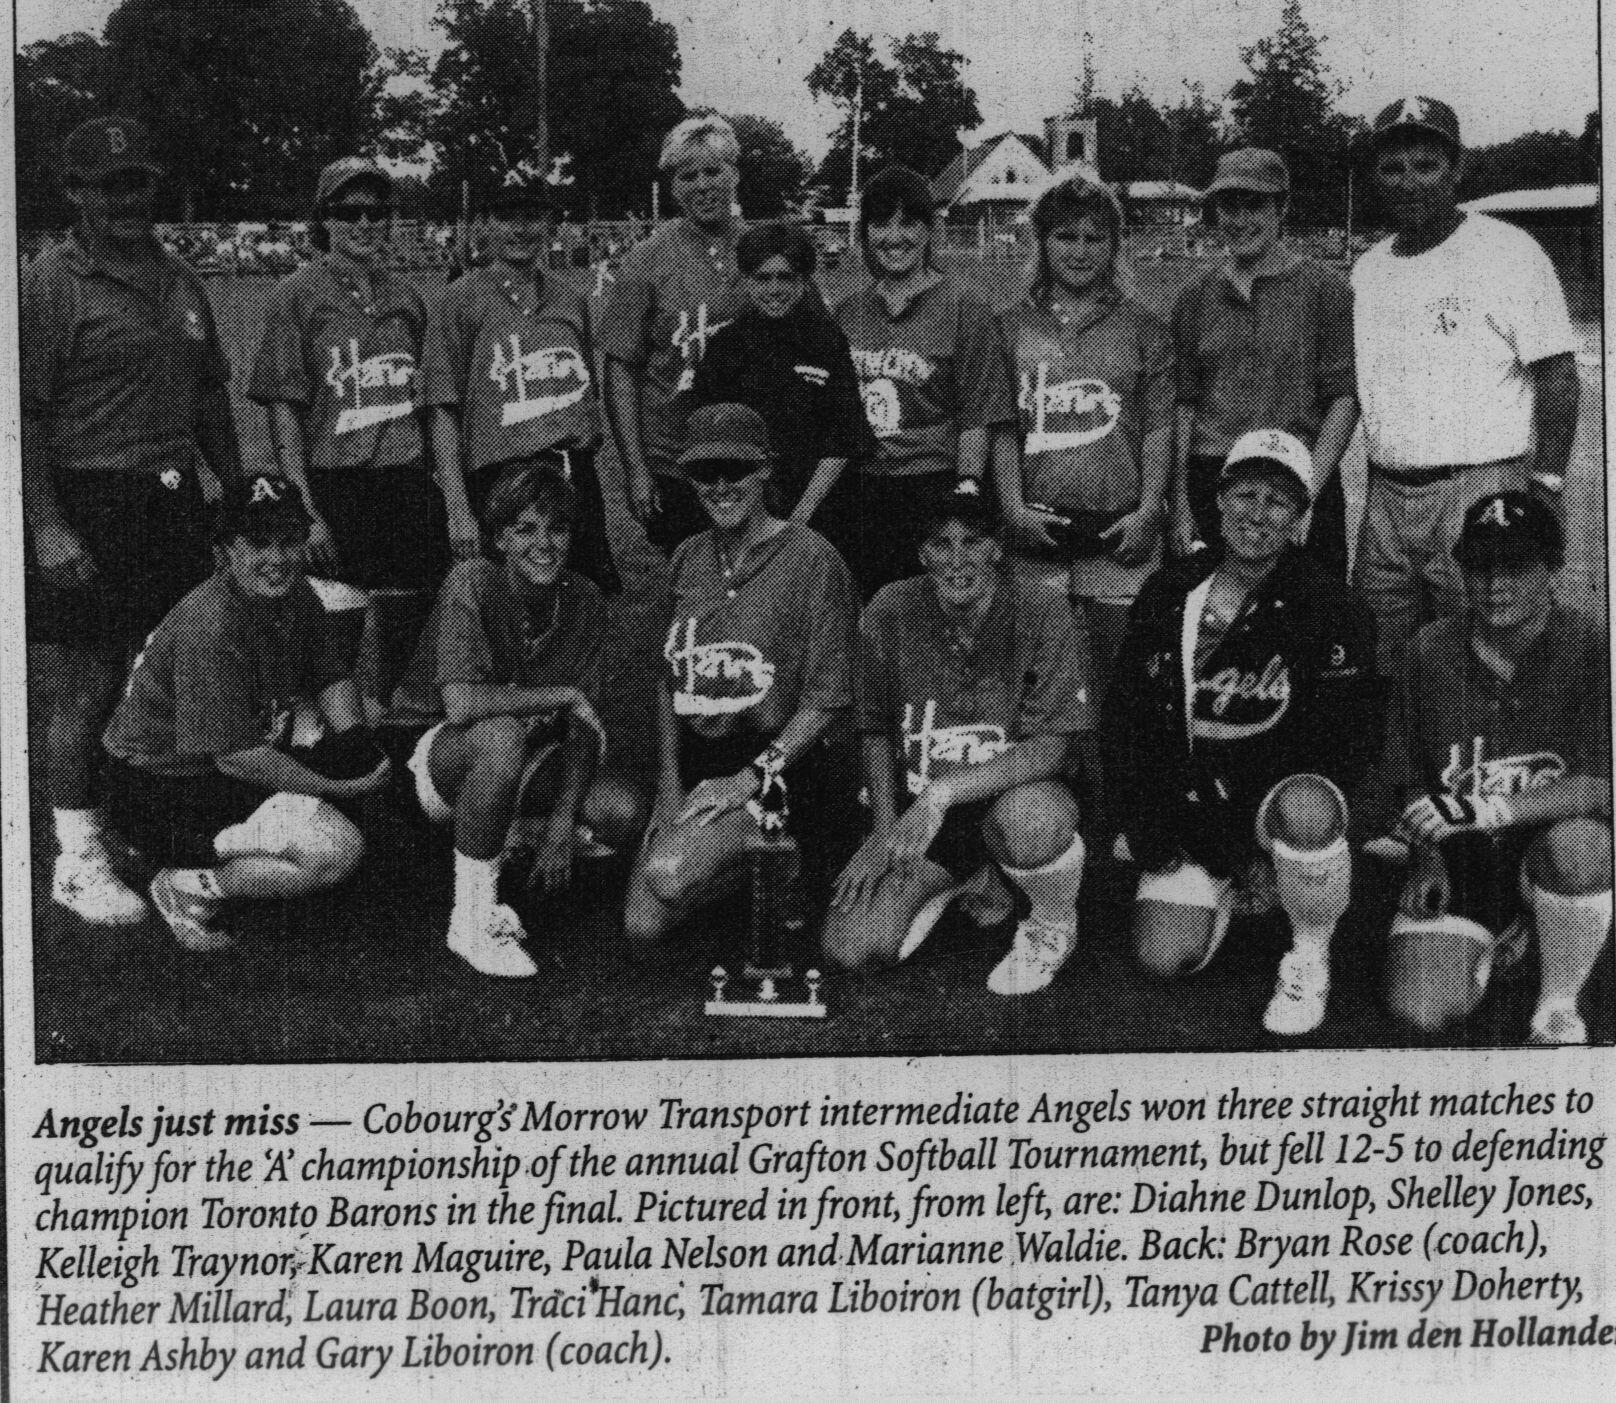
[1263, 948, 1329, 1036]
[52, 848, 147, 926]
[1528, 1001, 1587, 1046]
[447, 903, 538, 978]
[1186, 887, 1240, 974]
[987, 915, 1077, 997]
[149, 871, 233, 952]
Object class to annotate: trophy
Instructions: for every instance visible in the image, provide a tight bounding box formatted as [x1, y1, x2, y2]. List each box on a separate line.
[703, 757, 826, 1019]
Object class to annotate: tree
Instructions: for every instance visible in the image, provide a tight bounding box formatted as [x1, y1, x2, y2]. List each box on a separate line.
[16, 32, 108, 230]
[808, 28, 980, 191]
[405, 0, 682, 219]
[729, 114, 811, 218]
[1460, 130, 1588, 202]
[100, 0, 393, 219]
[1227, 0, 1353, 225]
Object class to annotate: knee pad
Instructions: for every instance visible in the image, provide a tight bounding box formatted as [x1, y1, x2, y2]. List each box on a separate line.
[217, 794, 363, 882]
[1272, 835, 1352, 933]
[1137, 861, 1229, 910]
[307, 577, 372, 613]
[1256, 774, 1348, 853]
[408, 724, 454, 825]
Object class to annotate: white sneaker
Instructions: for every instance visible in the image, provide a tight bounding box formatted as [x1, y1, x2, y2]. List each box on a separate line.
[1529, 1000, 1587, 1046]
[1264, 948, 1329, 1036]
[987, 916, 1077, 997]
[149, 871, 233, 952]
[898, 882, 965, 963]
[447, 903, 538, 978]
[53, 848, 147, 926]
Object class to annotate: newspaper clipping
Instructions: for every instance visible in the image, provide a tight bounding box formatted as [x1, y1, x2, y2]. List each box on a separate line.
[4, 0, 1612, 1398]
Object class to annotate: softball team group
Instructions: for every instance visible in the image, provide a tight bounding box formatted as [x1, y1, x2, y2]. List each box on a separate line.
[24, 103, 1609, 1045]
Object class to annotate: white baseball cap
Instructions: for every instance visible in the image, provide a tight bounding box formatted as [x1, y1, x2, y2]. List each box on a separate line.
[1220, 429, 1313, 505]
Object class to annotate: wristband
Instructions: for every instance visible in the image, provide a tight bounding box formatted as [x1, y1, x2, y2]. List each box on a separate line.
[1433, 792, 1513, 832]
[750, 744, 788, 786]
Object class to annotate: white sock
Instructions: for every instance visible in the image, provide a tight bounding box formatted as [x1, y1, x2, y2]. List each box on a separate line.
[55, 807, 105, 857]
[1528, 883, 1613, 1019]
[1273, 836, 1351, 958]
[170, 868, 224, 901]
[453, 850, 500, 916]
[1002, 833, 1086, 928]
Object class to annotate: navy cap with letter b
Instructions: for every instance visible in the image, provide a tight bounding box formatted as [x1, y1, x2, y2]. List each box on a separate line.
[64, 116, 163, 183]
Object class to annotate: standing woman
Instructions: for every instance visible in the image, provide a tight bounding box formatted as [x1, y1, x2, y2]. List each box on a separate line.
[248, 158, 442, 702]
[599, 115, 749, 555]
[688, 221, 874, 523]
[828, 164, 1017, 599]
[1169, 149, 1357, 578]
[623, 404, 857, 950]
[995, 166, 1173, 691]
[422, 172, 620, 593]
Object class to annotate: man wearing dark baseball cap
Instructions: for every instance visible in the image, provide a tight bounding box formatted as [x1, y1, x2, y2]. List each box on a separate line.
[23, 114, 244, 927]
[1171, 146, 1357, 580]
[1372, 489, 1610, 1045]
[1352, 96, 1580, 673]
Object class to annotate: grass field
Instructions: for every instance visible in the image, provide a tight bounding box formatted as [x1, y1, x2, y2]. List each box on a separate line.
[27, 252, 1613, 1061]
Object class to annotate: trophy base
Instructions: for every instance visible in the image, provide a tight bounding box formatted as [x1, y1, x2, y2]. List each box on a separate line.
[704, 998, 827, 1020]
[705, 966, 826, 1019]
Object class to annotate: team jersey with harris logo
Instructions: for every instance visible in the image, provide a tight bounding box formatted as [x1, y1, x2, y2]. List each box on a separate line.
[422, 267, 602, 472]
[999, 289, 1173, 514]
[835, 277, 1016, 477]
[596, 218, 746, 474]
[857, 575, 1094, 795]
[663, 523, 856, 739]
[248, 256, 426, 470]
[103, 572, 349, 780]
[1377, 606, 1609, 826]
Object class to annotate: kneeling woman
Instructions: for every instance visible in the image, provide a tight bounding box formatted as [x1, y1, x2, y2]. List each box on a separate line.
[824, 481, 1093, 996]
[623, 403, 858, 949]
[392, 461, 647, 978]
[1107, 431, 1379, 1035]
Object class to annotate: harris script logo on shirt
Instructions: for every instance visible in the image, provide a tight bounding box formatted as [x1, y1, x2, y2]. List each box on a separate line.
[1440, 738, 1566, 801]
[902, 699, 1009, 793]
[671, 304, 730, 392]
[664, 618, 775, 716]
[326, 338, 417, 435]
[1019, 362, 1122, 453]
[487, 334, 591, 426]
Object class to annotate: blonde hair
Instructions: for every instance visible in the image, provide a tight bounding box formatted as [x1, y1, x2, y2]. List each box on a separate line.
[659, 114, 740, 173]
[1025, 164, 1135, 301]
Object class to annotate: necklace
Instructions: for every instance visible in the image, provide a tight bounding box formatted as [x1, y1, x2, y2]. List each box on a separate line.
[519, 586, 562, 657]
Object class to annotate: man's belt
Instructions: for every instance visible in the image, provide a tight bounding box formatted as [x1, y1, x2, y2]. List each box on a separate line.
[1369, 460, 1515, 487]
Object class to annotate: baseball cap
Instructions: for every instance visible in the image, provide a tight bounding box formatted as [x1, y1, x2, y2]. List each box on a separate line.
[1365, 97, 1462, 156]
[1204, 148, 1289, 201]
[63, 116, 163, 184]
[316, 156, 392, 207]
[488, 171, 554, 215]
[679, 403, 772, 469]
[920, 476, 999, 536]
[214, 473, 313, 544]
[1220, 429, 1313, 505]
[1453, 491, 1563, 569]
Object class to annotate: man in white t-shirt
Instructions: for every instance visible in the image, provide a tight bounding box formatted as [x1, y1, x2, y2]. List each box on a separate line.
[1352, 97, 1580, 674]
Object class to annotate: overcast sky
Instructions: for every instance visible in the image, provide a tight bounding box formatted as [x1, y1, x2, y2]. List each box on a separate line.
[19, 0, 1600, 158]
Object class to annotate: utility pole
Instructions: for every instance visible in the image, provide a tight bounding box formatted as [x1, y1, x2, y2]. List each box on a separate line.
[848, 66, 864, 213]
[532, 0, 549, 181]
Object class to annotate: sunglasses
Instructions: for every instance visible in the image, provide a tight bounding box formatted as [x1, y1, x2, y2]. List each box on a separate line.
[326, 202, 392, 223]
[685, 459, 764, 486]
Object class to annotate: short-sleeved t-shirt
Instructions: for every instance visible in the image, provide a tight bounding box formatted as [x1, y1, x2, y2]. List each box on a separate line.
[1353, 214, 1577, 468]
[835, 277, 1017, 477]
[422, 266, 602, 471]
[21, 231, 231, 476]
[857, 574, 1094, 796]
[1000, 287, 1174, 514]
[663, 523, 856, 739]
[391, 558, 605, 719]
[595, 218, 746, 475]
[1372, 606, 1610, 829]
[1172, 256, 1355, 459]
[103, 572, 349, 779]
[247, 256, 427, 470]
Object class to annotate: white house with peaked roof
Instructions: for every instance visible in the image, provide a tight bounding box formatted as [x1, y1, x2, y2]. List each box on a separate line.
[932, 132, 1053, 229]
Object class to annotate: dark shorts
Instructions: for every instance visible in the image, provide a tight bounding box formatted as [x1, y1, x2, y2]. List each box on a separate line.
[926, 798, 994, 881]
[1437, 830, 1534, 933]
[468, 447, 621, 595]
[814, 469, 957, 602]
[26, 469, 211, 652]
[643, 471, 711, 557]
[102, 757, 266, 868]
[308, 461, 447, 591]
